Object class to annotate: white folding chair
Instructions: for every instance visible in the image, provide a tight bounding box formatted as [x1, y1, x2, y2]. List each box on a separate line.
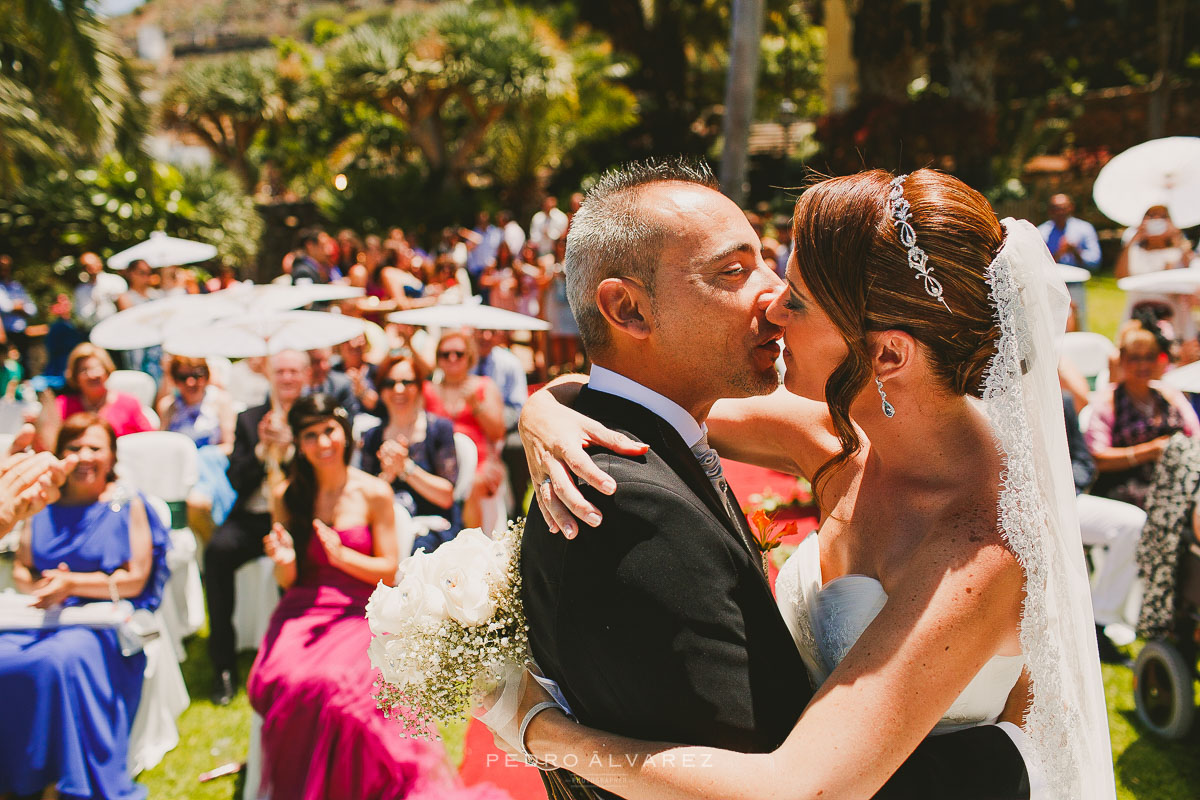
[117, 433, 205, 660]
[206, 356, 233, 389]
[127, 611, 189, 775]
[234, 557, 279, 652]
[107, 369, 158, 408]
[141, 405, 160, 430]
[0, 400, 27, 436]
[227, 361, 271, 409]
[1061, 331, 1117, 391]
[452, 432, 478, 503]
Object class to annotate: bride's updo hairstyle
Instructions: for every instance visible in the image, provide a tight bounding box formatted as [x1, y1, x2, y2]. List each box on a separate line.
[792, 168, 1004, 495]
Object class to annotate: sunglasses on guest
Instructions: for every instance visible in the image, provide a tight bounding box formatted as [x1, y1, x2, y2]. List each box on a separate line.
[378, 377, 419, 390]
[437, 349, 466, 361]
[173, 370, 208, 382]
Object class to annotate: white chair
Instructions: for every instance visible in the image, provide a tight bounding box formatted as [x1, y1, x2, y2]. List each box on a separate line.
[0, 400, 27, 436]
[107, 370, 158, 408]
[234, 557, 279, 652]
[452, 432, 478, 503]
[116, 433, 205, 660]
[141, 405, 160, 430]
[227, 361, 270, 409]
[1061, 331, 1117, 390]
[0, 433, 14, 455]
[127, 612, 189, 775]
[206, 356, 233, 389]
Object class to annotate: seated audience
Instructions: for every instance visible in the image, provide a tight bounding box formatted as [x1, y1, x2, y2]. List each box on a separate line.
[158, 355, 238, 540]
[38, 343, 153, 448]
[1087, 325, 1200, 508]
[204, 349, 309, 705]
[422, 329, 506, 529]
[361, 355, 460, 553]
[0, 414, 168, 800]
[247, 394, 478, 799]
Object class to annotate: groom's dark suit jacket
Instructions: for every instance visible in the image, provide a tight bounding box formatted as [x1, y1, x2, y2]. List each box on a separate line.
[523, 387, 1031, 800]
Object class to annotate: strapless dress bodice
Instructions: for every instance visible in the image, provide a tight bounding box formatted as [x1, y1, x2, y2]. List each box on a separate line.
[776, 533, 1024, 734]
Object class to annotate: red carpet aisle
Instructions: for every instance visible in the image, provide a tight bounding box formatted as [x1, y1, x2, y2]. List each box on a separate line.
[458, 717, 547, 799]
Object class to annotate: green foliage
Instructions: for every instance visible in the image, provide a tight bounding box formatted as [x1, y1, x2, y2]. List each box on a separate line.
[330, 3, 571, 190]
[480, 26, 638, 212]
[0, 0, 147, 190]
[159, 52, 287, 192]
[0, 157, 262, 311]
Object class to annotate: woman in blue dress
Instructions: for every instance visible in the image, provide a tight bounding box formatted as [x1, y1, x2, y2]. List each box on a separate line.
[0, 413, 169, 800]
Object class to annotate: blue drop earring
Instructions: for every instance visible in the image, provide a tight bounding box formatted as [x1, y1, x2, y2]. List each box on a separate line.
[876, 377, 895, 418]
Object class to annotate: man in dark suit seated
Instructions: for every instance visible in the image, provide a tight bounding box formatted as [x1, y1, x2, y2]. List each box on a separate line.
[519, 161, 1032, 799]
[203, 348, 310, 705]
[308, 346, 360, 416]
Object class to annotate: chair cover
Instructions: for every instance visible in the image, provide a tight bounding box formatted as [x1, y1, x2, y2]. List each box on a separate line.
[107, 370, 158, 408]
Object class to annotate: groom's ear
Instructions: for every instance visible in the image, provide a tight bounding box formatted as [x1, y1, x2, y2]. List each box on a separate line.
[596, 277, 653, 341]
[869, 330, 916, 382]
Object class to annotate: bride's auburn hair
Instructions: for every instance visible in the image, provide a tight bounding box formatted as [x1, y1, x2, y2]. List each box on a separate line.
[792, 168, 1004, 496]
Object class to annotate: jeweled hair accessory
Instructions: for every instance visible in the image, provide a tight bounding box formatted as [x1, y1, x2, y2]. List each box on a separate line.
[887, 175, 951, 313]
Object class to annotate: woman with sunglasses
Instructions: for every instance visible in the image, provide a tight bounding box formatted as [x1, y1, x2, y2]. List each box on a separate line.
[422, 329, 506, 528]
[158, 355, 238, 540]
[361, 354, 461, 553]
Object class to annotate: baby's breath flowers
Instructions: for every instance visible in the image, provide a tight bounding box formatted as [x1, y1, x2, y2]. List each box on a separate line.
[367, 521, 529, 736]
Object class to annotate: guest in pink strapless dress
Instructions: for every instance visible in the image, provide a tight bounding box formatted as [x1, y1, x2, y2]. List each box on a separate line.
[247, 393, 507, 800]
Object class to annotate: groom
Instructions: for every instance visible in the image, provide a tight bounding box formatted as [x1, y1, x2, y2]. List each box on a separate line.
[520, 160, 1033, 799]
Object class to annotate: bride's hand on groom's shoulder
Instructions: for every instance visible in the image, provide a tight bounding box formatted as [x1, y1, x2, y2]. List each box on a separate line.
[520, 385, 647, 538]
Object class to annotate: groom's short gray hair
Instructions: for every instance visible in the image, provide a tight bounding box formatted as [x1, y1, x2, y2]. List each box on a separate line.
[566, 158, 718, 356]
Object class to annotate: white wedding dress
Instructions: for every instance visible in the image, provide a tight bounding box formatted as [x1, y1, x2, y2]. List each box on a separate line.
[775, 532, 1025, 734]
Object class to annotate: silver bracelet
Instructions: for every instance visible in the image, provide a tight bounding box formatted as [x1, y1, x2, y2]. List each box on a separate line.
[519, 701, 562, 771]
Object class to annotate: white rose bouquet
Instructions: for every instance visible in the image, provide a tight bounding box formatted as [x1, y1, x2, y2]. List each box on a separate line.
[366, 521, 529, 736]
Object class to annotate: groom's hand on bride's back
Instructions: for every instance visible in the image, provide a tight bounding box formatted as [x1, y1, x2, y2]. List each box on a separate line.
[520, 384, 646, 538]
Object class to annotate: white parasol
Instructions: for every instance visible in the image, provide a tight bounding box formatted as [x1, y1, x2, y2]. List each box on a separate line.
[216, 283, 365, 312]
[107, 231, 219, 270]
[162, 311, 367, 359]
[89, 295, 245, 350]
[1116, 267, 1200, 295]
[1093, 137, 1200, 228]
[388, 302, 551, 331]
[1056, 263, 1092, 284]
[1163, 361, 1200, 394]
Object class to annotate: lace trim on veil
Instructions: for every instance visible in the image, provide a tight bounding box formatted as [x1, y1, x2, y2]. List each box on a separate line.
[982, 227, 1111, 799]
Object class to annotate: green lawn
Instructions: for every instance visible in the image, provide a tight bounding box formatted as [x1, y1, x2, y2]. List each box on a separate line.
[141, 277, 1195, 798]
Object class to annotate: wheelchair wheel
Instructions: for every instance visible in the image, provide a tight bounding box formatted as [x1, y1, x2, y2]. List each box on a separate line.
[1134, 640, 1196, 740]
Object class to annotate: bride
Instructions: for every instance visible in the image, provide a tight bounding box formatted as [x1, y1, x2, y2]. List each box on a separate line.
[483, 169, 1114, 799]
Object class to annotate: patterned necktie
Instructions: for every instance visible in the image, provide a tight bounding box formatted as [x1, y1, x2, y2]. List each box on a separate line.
[691, 435, 739, 523]
[692, 435, 766, 575]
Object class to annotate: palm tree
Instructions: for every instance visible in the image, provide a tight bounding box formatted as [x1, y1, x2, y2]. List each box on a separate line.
[160, 53, 283, 195]
[0, 0, 146, 189]
[331, 3, 567, 194]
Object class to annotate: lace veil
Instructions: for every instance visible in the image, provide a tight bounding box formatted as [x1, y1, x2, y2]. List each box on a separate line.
[982, 218, 1115, 799]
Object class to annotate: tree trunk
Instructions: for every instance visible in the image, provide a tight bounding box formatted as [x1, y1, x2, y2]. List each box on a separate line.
[720, 0, 764, 205]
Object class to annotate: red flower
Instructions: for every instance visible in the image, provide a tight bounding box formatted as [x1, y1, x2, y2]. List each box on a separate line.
[748, 509, 798, 555]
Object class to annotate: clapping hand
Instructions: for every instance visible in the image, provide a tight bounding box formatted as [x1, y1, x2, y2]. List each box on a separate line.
[313, 520, 345, 565]
[379, 438, 410, 481]
[263, 523, 296, 567]
[32, 562, 74, 609]
[0, 448, 78, 536]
